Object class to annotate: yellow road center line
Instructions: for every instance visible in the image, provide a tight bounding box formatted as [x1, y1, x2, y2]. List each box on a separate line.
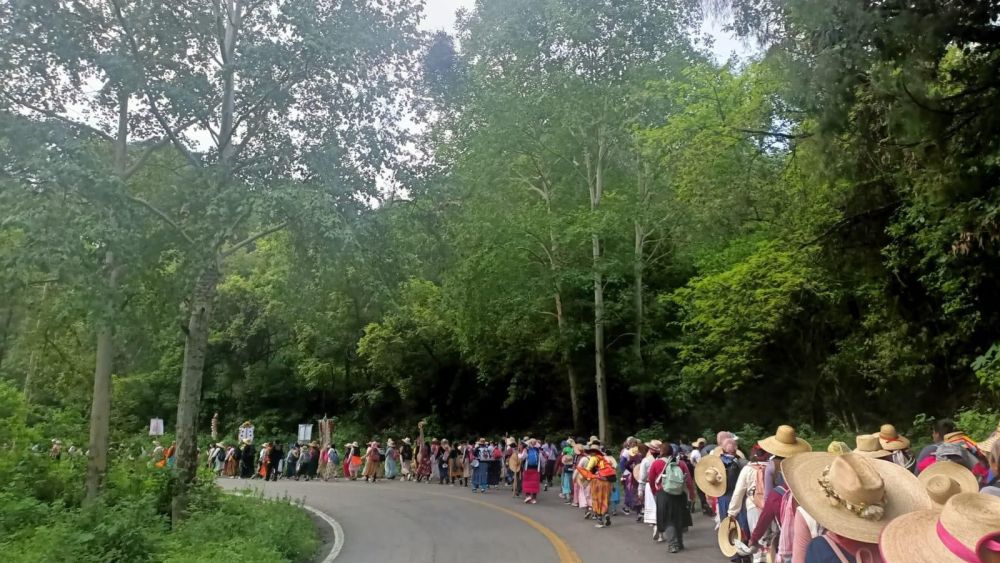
[453, 495, 583, 563]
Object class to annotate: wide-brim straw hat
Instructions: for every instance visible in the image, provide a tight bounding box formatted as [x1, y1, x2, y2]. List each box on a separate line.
[387, 439, 395, 447]
[854, 434, 892, 458]
[645, 439, 663, 453]
[879, 493, 1000, 562]
[782, 452, 931, 543]
[876, 424, 911, 451]
[917, 461, 979, 507]
[979, 421, 1000, 452]
[528, 438, 540, 448]
[695, 454, 727, 497]
[584, 440, 603, 453]
[402, 438, 411, 445]
[759, 425, 812, 458]
[717, 516, 746, 557]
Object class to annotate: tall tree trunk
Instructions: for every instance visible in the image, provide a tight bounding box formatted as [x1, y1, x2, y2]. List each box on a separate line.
[23, 282, 49, 402]
[554, 292, 580, 432]
[85, 251, 117, 501]
[85, 91, 128, 501]
[633, 220, 644, 373]
[172, 264, 219, 523]
[587, 129, 609, 442]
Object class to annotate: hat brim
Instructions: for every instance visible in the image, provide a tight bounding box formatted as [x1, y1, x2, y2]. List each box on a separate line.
[759, 435, 812, 458]
[979, 426, 1000, 452]
[717, 516, 745, 558]
[783, 453, 931, 543]
[878, 435, 911, 452]
[694, 455, 727, 497]
[917, 461, 980, 506]
[879, 509, 960, 563]
[853, 448, 893, 459]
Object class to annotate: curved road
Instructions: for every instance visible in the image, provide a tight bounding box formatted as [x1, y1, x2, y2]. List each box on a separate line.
[219, 478, 721, 563]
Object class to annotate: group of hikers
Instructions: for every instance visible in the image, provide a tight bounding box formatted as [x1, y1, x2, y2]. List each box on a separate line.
[193, 417, 1000, 562]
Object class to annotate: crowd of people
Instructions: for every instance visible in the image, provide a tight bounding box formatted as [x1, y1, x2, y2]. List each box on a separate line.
[190, 418, 1000, 562]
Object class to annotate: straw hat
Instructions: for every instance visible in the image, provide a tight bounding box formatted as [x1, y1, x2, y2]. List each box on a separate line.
[827, 441, 851, 455]
[694, 455, 727, 497]
[917, 461, 979, 508]
[759, 425, 812, 458]
[782, 452, 931, 543]
[879, 493, 1000, 562]
[876, 424, 911, 451]
[978, 421, 1000, 452]
[402, 437, 411, 445]
[693, 437, 707, 449]
[573, 443, 584, 454]
[528, 438, 540, 448]
[387, 439, 396, 447]
[645, 439, 663, 453]
[717, 515, 746, 557]
[854, 434, 892, 458]
[585, 440, 603, 453]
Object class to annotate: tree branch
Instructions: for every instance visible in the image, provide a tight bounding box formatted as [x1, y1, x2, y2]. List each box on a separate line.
[221, 222, 288, 257]
[2, 93, 115, 143]
[125, 195, 196, 246]
[110, 0, 203, 169]
[734, 128, 811, 140]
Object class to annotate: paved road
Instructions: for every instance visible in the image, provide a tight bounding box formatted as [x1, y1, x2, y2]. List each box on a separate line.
[219, 478, 722, 563]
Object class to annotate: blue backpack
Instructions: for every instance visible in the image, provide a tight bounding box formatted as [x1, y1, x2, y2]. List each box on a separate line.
[526, 447, 540, 469]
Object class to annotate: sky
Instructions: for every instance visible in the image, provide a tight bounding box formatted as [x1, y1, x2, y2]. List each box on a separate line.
[418, 0, 752, 63]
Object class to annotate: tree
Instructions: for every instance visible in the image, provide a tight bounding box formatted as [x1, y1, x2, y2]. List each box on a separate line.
[100, 0, 423, 519]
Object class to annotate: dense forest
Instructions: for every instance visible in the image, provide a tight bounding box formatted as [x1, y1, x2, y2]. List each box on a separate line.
[3, 0, 1000, 511]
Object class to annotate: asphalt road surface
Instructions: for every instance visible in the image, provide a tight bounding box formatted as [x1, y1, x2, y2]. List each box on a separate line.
[219, 477, 723, 563]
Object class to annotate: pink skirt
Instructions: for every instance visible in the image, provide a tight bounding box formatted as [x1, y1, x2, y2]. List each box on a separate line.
[522, 468, 541, 494]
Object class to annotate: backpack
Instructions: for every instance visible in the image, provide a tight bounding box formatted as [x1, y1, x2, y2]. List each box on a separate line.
[660, 458, 686, 495]
[750, 463, 767, 509]
[596, 456, 617, 482]
[724, 458, 744, 496]
[216, 448, 226, 462]
[526, 447, 540, 470]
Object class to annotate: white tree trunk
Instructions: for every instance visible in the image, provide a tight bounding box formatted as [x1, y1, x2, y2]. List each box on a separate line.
[172, 265, 219, 523]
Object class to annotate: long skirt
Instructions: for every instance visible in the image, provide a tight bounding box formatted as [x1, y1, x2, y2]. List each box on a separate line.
[487, 460, 501, 486]
[561, 472, 573, 496]
[386, 458, 398, 479]
[431, 459, 441, 480]
[342, 458, 350, 478]
[363, 458, 378, 478]
[417, 458, 432, 478]
[591, 479, 612, 515]
[611, 481, 620, 506]
[401, 460, 412, 477]
[224, 458, 238, 477]
[623, 477, 637, 507]
[655, 491, 689, 548]
[522, 468, 541, 495]
[463, 460, 472, 478]
[472, 462, 489, 489]
[450, 459, 464, 479]
[643, 483, 657, 524]
[575, 480, 591, 508]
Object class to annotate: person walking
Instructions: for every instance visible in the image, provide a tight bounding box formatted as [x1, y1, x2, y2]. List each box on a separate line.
[363, 441, 381, 483]
[471, 438, 491, 493]
[268, 442, 282, 481]
[385, 439, 399, 480]
[650, 444, 695, 552]
[521, 439, 544, 504]
[582, 441, 615, 528]
[400, 437, 414, 481]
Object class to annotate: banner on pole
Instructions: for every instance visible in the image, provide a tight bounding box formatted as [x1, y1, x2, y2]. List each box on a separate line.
[149, 418, 164, 436]
[238, 422, 255, 443]
[298, 424, 313, 442]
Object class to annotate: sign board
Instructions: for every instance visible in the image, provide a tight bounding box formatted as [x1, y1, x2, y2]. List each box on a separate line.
[298, 424, 313, 442]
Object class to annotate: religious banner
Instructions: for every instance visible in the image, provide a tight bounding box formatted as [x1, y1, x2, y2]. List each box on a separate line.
[297, 423, 313, 442]
[238, 421, 254, 443]
[149, 418, 164, 436]
[318, 418, 334, 449]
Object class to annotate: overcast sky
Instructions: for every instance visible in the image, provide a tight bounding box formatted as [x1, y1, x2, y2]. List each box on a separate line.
[418, 0, 751, 62]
